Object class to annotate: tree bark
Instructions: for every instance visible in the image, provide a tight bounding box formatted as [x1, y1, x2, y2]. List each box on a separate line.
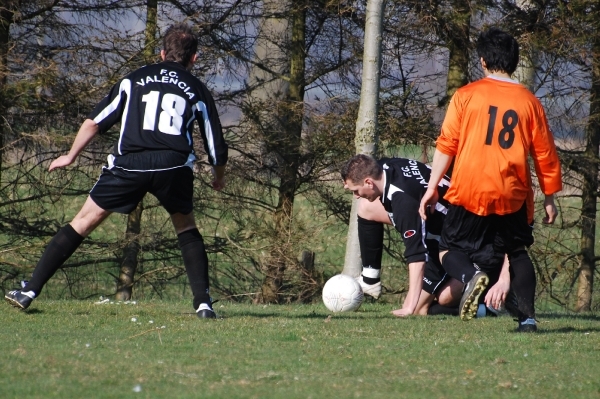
[0, 4, 14, 186]
[115, 0, 157, 300]
[342, 0, 386, 278]
[249, 0, 306, 303]
[441, 0, 470, 106]
[575, 16, 600, 311]
[265, 3, 306, 303]
[116, 203, 143, 300]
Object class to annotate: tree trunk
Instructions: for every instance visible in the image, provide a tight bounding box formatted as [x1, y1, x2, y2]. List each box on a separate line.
[342, 0, 386, 278]
[575, 20, 600, 311]
[116, 203, 144, 300]
[0, 5, 14, 186]
[513, 0, 539, 92]
[246, 0, 307, 303]
[440, 0, 470, 107]
[261, 1, 306, 303]
[115, 0, 157, 300]
[143, 0, 158, 64]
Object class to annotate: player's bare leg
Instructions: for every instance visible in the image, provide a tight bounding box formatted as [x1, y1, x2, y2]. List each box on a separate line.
[70, 196, 113, 236]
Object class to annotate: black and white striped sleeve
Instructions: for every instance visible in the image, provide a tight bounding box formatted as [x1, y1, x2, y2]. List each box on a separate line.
[87, 79, 131, 134]
[193, 85, 228, 166]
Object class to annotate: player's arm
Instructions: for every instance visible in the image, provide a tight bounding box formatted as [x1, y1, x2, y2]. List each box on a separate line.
[389, 195, 427, 317]
[530, 106, 562, 224]
[392, 260, 425, 317]
[420, 93, 461, 220]
[196, 86, 228, 191]
[413, 289, 436, 316]
[419, 149, 454, 220]
[484, 254, 510, 310]
[49, 119, 99, 171]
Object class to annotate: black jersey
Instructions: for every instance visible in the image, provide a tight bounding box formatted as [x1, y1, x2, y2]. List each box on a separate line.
[378, 158, 451, 263]
[88, 61, 228, 171]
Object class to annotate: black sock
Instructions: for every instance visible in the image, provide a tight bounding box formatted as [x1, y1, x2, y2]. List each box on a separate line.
[441, 250, 476, 284]
[178, 228, 211, 309]
[508, 250, 536, 320]
[24, 224, 84, 296]
[357, 216, 383, 284]
[427, 303, 459, 316]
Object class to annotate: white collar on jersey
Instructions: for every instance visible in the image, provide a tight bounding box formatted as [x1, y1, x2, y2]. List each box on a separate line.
[486, 75, 519, 84]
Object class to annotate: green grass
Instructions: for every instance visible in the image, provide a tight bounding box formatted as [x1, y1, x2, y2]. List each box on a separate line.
[1, 301, 599, 399]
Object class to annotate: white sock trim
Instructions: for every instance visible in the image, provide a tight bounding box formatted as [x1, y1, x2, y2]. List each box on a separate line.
[22, 291, 36, 299]
[520, 318, 536, 325]
[362, 267, 381, 279]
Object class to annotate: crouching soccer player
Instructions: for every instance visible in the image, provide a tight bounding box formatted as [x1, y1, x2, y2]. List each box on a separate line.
[341, 154, 453, 316]
[4, 24, 227, 319]
[355, 186, 512, 317]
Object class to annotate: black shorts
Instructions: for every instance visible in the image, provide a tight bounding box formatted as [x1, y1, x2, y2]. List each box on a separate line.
[422, 235, 504, 295]
[440, 203, 533, 258]
[422, 238, 445, 295]
[90, 166, 194, 215]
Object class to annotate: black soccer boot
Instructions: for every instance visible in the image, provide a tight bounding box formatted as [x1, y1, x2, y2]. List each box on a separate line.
[196, 299, 217, 319]
[5, 289, 35, 310]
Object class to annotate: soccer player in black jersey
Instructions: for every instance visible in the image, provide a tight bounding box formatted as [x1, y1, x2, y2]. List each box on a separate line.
[341, 154, 510, 317]
[5, 24, 227, 319]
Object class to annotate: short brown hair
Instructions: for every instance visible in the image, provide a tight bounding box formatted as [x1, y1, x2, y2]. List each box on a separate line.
[340, 154, 382, 183]
[163, 23, 198, 65]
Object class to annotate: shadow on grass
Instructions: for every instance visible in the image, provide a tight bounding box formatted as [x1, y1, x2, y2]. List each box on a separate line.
[538, 312, 600, 321]
[20, 308, 44, 314]
[209, 310, 392, 320]
[534, 326, 600, 334]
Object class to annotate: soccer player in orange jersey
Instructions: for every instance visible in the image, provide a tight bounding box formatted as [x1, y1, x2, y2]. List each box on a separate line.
[419, 27, 562, 332]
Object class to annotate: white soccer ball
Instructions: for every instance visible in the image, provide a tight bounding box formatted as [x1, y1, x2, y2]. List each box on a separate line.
[322, 274, 364, 313]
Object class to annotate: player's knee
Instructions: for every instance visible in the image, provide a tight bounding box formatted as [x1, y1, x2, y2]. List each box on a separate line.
[171, 212, 197, 233]
[356, 198, 370, 218]
[437, 280, 462, 306]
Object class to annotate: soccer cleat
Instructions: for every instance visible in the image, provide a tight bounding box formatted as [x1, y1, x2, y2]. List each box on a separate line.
[516, 318, 538, 333]
[5, 290, 35, 310]
[356, 276, 381, 299]
[459, 271, 489, 321]
[196, 302, 216, 319]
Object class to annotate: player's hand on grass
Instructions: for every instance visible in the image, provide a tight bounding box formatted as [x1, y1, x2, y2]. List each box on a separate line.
[542, 194, 558, 224]
[391, 307, 413, 317]
[49, 155, 75, 171]
[419, 187, 439, 220]
[484, 278, 509, 311]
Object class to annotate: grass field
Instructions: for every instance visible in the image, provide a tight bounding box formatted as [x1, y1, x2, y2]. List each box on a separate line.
[1, 300, 599, 399]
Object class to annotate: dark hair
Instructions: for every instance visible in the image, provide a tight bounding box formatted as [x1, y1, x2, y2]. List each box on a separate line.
[340, 154, 383, 183]
[163, 23, 198, 65]
[476, 27, 519, 75]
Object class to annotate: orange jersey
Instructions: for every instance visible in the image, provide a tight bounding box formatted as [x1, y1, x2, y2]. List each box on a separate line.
[437, 76, 562, 217]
